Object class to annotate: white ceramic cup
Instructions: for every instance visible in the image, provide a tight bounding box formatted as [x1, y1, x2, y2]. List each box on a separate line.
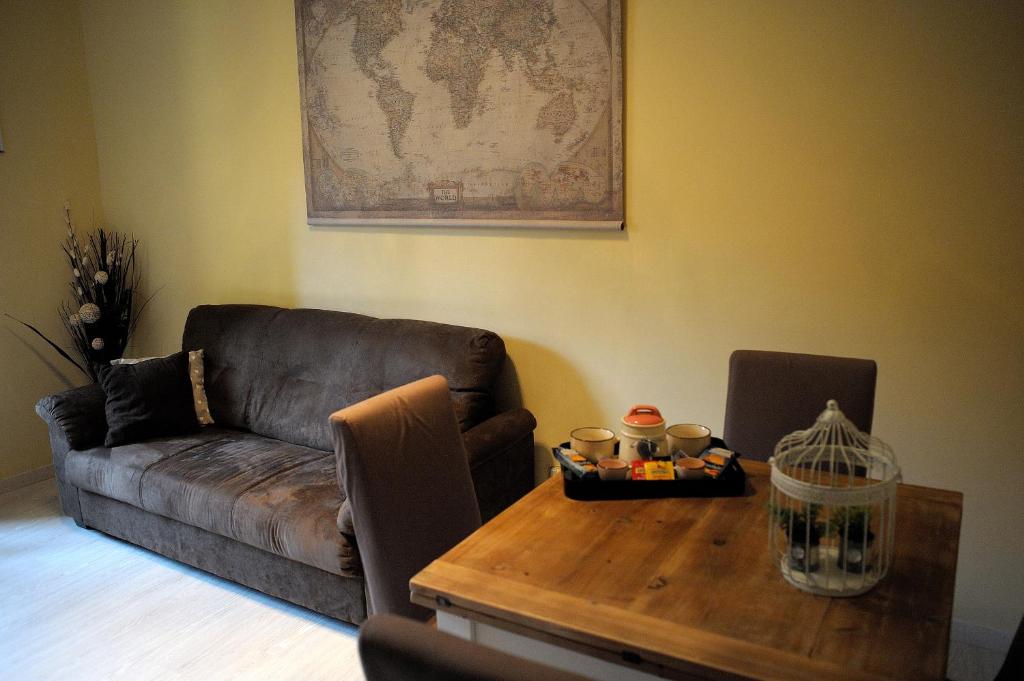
[570, 427, 617, 463]
[667, 423, 712, 457]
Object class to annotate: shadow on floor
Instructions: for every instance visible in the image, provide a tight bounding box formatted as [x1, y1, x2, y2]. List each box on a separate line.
[0, 479, 61, 522]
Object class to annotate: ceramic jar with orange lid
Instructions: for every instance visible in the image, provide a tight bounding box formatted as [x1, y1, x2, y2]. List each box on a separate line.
[618, 404, 669, 463]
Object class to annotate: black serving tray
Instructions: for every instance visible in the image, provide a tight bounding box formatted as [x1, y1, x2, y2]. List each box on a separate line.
[556, 439, 747, 501]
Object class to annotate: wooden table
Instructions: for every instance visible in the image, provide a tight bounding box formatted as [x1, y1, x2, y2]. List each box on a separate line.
[410, 460, 963, 681]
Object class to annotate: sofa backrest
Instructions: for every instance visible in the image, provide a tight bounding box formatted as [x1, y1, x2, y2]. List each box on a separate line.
[182, 305, 506, 452]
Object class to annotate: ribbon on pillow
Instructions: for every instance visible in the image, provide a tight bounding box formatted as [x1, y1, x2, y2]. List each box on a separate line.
[188, 349, 215, 426]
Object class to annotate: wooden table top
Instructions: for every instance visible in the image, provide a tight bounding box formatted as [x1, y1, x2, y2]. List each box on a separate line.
[410, 460, 963, 681]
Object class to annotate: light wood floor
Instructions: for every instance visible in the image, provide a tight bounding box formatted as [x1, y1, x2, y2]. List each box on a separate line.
[0, 479, 1006, 681]
[0, 480, 365, 681]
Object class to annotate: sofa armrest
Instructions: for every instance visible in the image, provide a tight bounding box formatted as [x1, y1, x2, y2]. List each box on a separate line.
[462, 408, 537, 522]
[462, 408, 537, 469]
[35, 383, 107, 451]
[35, 383, 106, 524]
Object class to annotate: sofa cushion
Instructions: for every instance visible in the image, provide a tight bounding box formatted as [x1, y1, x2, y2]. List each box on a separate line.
[229, 456, 360, 576]
[65, 428, 233, 508]
[137, 434, 357, 577]
[99, 351, 199, 446]
[181, 305, 506, 451]
[108, 351, 215, 428]
[65, 428, 359, 577]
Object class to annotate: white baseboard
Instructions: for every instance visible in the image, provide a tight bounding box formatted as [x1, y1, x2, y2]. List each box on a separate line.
[951, 618, 1014, 654]
[0, 464, 54, 494]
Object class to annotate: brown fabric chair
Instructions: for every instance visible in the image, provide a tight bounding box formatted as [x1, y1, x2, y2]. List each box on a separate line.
[723, 350, 877, 461]
[331, 375, 482, 621]
[994, 614, 1023, 681]
[359, 614, 593, 681]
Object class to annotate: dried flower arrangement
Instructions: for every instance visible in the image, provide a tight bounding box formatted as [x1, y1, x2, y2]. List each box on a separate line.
[6, 203, 151, 382]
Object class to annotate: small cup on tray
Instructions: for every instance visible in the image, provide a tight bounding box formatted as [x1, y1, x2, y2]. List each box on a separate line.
[675, 457, 706, 480]
[596, 458, 630, 481]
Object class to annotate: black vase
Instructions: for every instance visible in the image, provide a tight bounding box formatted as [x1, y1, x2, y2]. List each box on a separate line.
[837, 531, 875, 573]
[786, 527, 821, 573]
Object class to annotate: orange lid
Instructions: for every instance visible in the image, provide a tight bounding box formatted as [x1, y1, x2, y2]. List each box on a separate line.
[623, 404, 664, 426]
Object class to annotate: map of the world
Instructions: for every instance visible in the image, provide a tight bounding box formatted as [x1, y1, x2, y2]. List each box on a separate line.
[295, 0, 623, 228]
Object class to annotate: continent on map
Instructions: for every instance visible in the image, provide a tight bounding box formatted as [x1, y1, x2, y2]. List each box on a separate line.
[422, 29, 489, 129]
[424, 0, 578, 139]
[346, 1, 415, 158]
[514, 161, 605, 210]
[536, 91, 576, 142]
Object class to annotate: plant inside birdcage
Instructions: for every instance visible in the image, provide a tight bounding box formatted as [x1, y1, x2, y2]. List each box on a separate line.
[827, 506, 875, 574]
[770, 501, 824, 572]
[5, 204, 152, 382]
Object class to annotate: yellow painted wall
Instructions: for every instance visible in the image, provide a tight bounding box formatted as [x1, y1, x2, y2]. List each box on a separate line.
[0, 0, 103, 479]
[78, 1, 1022, 635]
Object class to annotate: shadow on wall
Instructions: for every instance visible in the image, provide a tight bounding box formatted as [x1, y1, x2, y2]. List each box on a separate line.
[499, 337, 602, 485]
[307, 222, 630, 242]
[493, 354, 523, 414]
[4, 329, 79, 391]
[493, 353, 551, 483]
[92, 4, 304, 355]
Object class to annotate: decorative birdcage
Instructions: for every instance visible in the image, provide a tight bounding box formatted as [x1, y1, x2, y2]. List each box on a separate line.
[768, 400, 901, 596]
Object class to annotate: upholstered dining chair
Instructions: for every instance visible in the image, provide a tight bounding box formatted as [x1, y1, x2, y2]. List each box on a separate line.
[331, 375, 482, 621]
[359, 614, 592, 681]
[993, 614, 1023, 681]
[723, 350, 877, 461]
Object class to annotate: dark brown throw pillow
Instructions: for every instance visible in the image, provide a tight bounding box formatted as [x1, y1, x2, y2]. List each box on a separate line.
[99, 350, 199, 447]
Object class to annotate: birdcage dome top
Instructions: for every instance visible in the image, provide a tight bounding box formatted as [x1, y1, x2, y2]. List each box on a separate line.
[770, 400, 900, 507]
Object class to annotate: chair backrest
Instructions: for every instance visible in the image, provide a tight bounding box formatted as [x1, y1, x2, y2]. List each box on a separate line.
[359, 614, 592, 681]
[994, 614, 1023, 681]
[331, 375, 481, 620]
[723, 350, 877, 461]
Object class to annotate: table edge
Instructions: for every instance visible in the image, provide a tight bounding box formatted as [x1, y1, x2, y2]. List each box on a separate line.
[411, 561, 899, 681]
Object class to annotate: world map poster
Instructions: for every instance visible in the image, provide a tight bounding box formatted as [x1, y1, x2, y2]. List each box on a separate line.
[294, 0, 623, 229]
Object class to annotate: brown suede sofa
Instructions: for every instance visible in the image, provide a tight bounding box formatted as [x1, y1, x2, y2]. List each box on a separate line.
[35, 304, 536, 624]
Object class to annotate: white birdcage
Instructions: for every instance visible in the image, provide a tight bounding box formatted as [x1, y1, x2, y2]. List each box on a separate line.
[768, 400, 901, 596]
